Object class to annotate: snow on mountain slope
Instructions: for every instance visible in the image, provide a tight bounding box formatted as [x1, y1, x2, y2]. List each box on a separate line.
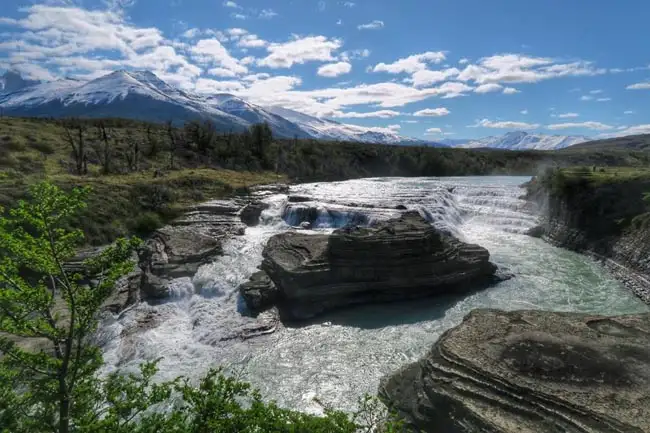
[266, 106, 440, 145]
[442, 131, 589, 150]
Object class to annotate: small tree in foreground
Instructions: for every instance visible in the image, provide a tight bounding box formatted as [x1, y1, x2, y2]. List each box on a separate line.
[0, 182, 405, 433]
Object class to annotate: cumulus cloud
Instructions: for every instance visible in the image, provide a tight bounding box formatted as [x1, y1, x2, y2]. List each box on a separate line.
[237, 34, 268, 48]
[259, 9, 278, 19]
[257, 35, 342, 68]
[358, 20, 384, 30]
[333, 110, 401, 118]
[424, 127, 442, 134]
[409, 68, 459, 87]
[191, 38, 247, 74]
[474, 83, 503, 93]
[343, 1, 356, 6]
[521, 109, 528, 115]
[557, 112, 579, 118]
[580, 95, 594, 101]
[373, 52, 446, 74]
[340, 49, 370, 61]
[502, 87, 520, 94]
[615, 124, 650, 135]
[231, 13, 247, 20]
[547, 121, 613, 131]
[317, 61, 352, 77]
[458, 58, 469, 65]
[589, 89, 603, 94]
[413, 107, 450, 117]
[223, 1, 241, 8]
[627, 82, 650, 90]
[456, 54, 605, 85]
[470, 119, 540, 129]
[597, 97, 611, 102]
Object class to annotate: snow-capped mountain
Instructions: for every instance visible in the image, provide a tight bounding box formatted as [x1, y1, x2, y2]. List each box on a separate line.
[266, 106, 442, 146]
[0, 70, 40, 93]
[441, 131, 589, 150]
[0, 70, 425, 144]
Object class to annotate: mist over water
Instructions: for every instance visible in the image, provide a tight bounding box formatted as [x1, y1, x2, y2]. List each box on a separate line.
[99, 176, 648, 413]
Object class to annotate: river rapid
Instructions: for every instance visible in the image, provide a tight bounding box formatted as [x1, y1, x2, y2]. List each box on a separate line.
[99, 176, 649, 413]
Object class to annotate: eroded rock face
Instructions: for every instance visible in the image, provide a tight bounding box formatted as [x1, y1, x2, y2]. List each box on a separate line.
[138, 199, 246, 299]
[240, 212, 504, 320]
[380, 309, 650, 433]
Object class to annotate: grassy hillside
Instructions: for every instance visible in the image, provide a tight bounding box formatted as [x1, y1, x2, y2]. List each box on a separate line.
[2, 116, 650, 244]
[0, 117, 285, 244]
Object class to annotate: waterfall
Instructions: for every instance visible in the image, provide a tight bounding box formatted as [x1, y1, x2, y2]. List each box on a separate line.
[99, 176, 647, 414]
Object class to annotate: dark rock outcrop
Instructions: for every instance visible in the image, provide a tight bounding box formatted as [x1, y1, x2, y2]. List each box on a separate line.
[240, 212, 505, 320]
[380, 308, 650, 433]
[138, 199, 246, 299]
[239, 201, 270, 226]
[525, 171, 650, 304]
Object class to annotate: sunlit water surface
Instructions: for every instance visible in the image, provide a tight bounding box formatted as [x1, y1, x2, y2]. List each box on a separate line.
[99, 176, 648, 413]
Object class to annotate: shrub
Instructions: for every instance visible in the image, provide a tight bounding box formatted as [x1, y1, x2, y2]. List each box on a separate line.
[130, 211, 164, 235]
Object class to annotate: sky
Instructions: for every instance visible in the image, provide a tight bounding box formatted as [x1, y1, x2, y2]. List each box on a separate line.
[1, 0, 649, 140]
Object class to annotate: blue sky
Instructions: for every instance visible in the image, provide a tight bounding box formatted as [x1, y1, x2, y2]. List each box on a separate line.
[1, 0, 649, 139]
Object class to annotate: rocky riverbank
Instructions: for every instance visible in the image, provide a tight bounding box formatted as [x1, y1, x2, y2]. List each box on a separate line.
[380, 308, 650, 432]
[525, 167, 650, 304]
[239, 211, 509, 321]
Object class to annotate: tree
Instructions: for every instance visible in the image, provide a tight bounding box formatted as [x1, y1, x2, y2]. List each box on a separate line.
[165, 120, 177, 169]
[0, 182, 141, 433]
[94, 122, 115, 175]
[249, 122, 273, 169]
[62, 120, 88, 175]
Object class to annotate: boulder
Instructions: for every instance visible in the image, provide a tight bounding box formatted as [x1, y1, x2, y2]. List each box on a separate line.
[239, 271, 278, 312]
[241, 211, 504, 320]
[380, 309, 650, 433]
[288, 195, 312, 203]
[239, 201, 270, 226]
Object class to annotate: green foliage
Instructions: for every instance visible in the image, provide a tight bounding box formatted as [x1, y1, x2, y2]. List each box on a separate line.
[130, 212, 164, 236]
[0, 181, 141, 433]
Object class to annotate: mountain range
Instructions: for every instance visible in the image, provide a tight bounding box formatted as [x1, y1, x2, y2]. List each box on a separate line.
[0, 70, 589, 150]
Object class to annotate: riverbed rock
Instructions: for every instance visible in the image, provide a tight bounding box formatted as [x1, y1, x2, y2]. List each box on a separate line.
[239, 271, 278, 312]
[380, 308, 650, 433]
[138, 199, 248, 300]
[239, 201, 270, 226]
[241, 211, 504, 320]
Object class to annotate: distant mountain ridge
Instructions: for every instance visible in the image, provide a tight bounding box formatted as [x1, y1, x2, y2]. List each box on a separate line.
[441, 131, 590, 150]
[1, 70, 588, 149]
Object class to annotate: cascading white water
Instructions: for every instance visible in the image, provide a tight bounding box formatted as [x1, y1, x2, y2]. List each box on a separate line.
[99, 176, 649, 413]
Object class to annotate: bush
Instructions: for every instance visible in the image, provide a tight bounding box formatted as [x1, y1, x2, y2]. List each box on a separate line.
[130, 211, 164, 235]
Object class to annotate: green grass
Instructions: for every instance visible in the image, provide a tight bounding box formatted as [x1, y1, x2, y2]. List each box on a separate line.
[0, 118, 286, 245]
[559, 166, 650, 184]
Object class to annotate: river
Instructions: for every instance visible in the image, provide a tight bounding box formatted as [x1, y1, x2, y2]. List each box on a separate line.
[99, 176, 649, 413]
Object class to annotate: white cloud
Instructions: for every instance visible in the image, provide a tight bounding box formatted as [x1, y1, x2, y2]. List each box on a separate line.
[456, 54, 604, 85]
[223, 1, 241, 8]
[207, 67, 237, 77]
[502, 87, 520, 94]
[257, 35, 342, 68]
[237, 34, 268, 48]
[336, 19, 343, 25]
[580, 95, 594, 101]
[409, 68, 459, 87]
[358, 20, 384, 30]
[470, 119, 540, 129]
[343, 1, 356, 7]
[259, 9, 278, 19]
[413, 107, 450, 117]
[437, 81, 473, 98]
[557, 112, 579, 118]
[386, 124, 401, 131]
[597, 97, 611, 102]
[458, 58, 469, 65]
[195, 77, 245, 93]
[521, 109, 528, 115]
[317, 61, 352, 77]
[227, 28, 248, 37]
[627, 81, 650, 90]
[340, 49, 370, 61]
[624, 110, 636, 115]
[231, 13, 247, 20]
[402, 120, 418, 124]
[589, 89, 603, 94]
[474, 83, 503, 93]
[373, 51, 446, 74]
[547, 121, 613, 131]
[191, 38, 247, 74]
[333, 110, 401, 118]
[424, 127, 442, 134]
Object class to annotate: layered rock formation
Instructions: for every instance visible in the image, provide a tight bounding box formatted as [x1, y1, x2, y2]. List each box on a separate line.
[380, 308, 650, 433]
[240, 211, 505, 320]
[525, 169, 650, 303]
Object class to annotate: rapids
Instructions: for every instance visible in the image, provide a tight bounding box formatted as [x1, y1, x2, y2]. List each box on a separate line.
[99, 176, 649, 413]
